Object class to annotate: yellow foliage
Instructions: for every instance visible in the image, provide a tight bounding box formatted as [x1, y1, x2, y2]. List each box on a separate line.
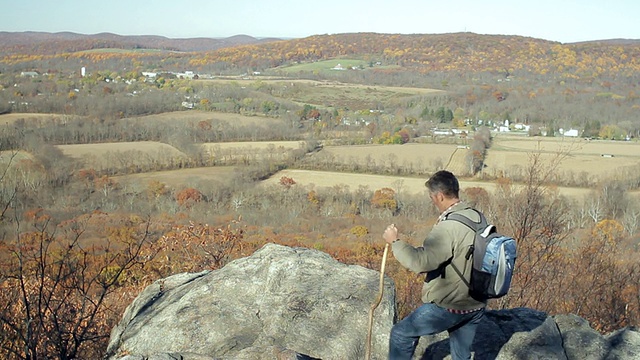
[350, 225, 369, 238]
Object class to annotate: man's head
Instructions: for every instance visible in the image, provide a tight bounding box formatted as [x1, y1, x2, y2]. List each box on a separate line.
[425, 170, 460, 212]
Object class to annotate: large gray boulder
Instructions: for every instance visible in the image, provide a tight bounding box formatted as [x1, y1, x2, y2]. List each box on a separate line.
[106, 243, 395, 360]
[107, 243, 640, 360]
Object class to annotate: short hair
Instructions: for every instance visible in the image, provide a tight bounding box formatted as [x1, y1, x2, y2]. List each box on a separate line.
[425, 170, 459, 198]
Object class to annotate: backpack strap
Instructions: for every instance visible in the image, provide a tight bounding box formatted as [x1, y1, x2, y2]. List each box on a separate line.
[446, 209, 487, 233]
[437, 209, 486, 287]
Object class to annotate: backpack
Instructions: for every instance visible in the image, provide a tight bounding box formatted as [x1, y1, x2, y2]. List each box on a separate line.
[446, 209, 517, 302]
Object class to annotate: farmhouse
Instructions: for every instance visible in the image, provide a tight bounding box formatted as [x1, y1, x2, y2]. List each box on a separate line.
[560, 128, 580, 137]
[433, 129, 454, 136]
[20, 71, 39, 77]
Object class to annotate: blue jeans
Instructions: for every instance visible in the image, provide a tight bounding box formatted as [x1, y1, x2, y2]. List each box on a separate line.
[388, 303, 485, 360]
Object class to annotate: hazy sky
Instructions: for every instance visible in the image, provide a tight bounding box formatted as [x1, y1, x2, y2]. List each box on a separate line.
[1, 0, 638, 43]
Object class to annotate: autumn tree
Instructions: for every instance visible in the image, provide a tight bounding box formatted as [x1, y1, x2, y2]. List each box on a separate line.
[491, 150, 572, 311]
[466, 126, 491, 175]
[175, 187, 204, 208]
[152, 219, 246, 274]
[279, 176, 296, 190]
[0, 211, 157, 360]
[562, 219, 640, 332]
[599, 124, 626, 140]
[371, 187, 397, 213]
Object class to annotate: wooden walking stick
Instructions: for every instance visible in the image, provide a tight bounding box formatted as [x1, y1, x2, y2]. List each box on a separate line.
[365, 242, 390, 360]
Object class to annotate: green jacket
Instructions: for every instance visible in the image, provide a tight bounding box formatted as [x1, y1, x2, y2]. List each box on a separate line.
[391, 202, 486, 310]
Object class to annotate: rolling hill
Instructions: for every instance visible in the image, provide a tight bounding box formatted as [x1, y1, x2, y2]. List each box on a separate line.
[0, 31, 283, 55]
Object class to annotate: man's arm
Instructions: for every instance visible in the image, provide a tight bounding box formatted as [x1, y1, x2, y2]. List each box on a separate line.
[388, 223, 453, 274]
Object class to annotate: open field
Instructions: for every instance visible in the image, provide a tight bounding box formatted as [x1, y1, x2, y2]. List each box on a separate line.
[493, 135, 640, 157]
[0, 113, 83, 126]
[114, 166, 238, 188]
[201, 77, 442, 109]
[202, 141, 306, 162]
[127, 110, 284, 126]
[57, 141, 187, 171]
[486, 135, 640, 180]
[58, 141, 185, 159]
[262, 169, 640, 200]
[202, 141, 305, 151]
[277, 59, 369, 73]
[0, 150, 33, 165]
[316, 143, 462, 173]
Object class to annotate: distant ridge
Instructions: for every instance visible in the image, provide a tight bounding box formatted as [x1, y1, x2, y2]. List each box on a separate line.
[568, 38, 640, 46]
[0, 31, 284, 54]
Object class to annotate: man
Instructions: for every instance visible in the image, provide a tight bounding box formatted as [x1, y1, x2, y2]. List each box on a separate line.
[382, 170, 486, 360]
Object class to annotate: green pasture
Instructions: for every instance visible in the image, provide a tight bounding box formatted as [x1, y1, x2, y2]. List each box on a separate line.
[276, 59, 369, 74]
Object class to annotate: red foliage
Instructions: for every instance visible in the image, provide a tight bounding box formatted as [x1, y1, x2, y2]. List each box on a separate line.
[175, 188, 203, 207]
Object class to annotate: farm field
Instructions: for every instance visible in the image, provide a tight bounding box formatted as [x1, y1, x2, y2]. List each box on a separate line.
[318, 143, 462, 173]
[263, 170, 604, 198]
[114, 166, 238, 189]
[486, 135, 640, 180]
[262, 169, 636, 200]
[57, 141, 187, 172]
[0, 150, 33, 165]
[203, 78, 443, 109]
[127, 110, 284, 127]
[0, 113, 83, 125]
[202, 141, 305, 151]
[208, 73, 440, 96]
[201, 141, 307, 162]
[493, 135, 640, 157]
[58, 141, 186, 159]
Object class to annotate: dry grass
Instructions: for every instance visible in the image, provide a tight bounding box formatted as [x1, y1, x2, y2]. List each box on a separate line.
[486, 135, 640, 179]
[57, 141, 187, 171]
[127, 110, 285, 126]
[57, 141, 186, 159]
[0, 150, 33, 165]
[202, 141, 305, 152]
[114, 166, 238, 189]
[201, 78, 443, 95]
[321, 143, 460, 172]
[0, 113, 83, 125]
[262, 169, 639, 200]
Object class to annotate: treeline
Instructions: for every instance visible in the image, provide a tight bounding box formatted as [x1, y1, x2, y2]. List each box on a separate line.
[191, 33, 640, 77]
[0, 113, 300, 150]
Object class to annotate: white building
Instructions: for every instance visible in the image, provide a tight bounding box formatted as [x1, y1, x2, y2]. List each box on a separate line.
[560, 128, 580, 137]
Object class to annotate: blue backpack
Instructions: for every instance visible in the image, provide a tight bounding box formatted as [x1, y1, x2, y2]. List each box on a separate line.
[446, 210, 517, 302]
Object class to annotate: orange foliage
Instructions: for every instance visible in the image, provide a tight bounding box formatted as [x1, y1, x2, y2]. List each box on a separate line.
[152, 218, 246, 274]
[371, 187, 397, 212]
[175, 187, 203, 207]
[279, 176, 296, 189]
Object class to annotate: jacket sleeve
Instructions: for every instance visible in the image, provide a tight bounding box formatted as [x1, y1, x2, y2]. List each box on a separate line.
[391, 222, 454, 274]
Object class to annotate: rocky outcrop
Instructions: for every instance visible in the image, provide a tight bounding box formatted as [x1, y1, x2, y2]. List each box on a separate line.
[106, 243, 395, 360]
[106, 243, 640, 360]
[415, 308, 639, 359]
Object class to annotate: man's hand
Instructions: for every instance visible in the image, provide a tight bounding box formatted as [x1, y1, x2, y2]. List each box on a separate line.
[383, 224, 398, 245]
